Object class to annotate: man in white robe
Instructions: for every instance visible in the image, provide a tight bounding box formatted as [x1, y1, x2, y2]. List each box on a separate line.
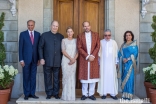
[97, 29, 118, 100]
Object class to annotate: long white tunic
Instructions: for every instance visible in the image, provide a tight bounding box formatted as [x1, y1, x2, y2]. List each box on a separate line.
[97, 39, 118, 96]
[80, 32, 99, 83]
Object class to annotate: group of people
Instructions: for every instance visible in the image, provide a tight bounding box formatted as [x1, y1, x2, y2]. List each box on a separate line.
[19, 20, 138, 101]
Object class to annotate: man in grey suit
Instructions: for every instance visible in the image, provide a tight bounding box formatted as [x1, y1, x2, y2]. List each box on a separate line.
[38, 21, 64, 99]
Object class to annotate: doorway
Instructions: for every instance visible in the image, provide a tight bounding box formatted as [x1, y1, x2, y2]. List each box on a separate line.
[53, 0, 105, 89]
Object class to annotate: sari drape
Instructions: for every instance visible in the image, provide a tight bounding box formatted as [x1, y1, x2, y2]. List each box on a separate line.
[118, 40, 138, 100]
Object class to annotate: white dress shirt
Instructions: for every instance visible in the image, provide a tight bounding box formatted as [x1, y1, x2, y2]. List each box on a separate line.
[28, 30, 34, 38]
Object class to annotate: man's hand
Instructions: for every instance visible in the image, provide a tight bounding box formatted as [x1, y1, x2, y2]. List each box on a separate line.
[88, 56, 94, 62]
[37, 60, 40, 66]
[20, 61, 25, 67]
[123, 58, 128, 63]
[40, 59, 45, 65]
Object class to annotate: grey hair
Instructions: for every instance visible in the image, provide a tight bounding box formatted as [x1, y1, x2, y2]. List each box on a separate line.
[104, 29, 111, 33]
[51, 20, 59, 26]
[27, 20, 35, 25]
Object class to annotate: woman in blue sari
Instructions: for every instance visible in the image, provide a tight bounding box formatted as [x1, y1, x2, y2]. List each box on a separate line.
[118, 31, 138, 100]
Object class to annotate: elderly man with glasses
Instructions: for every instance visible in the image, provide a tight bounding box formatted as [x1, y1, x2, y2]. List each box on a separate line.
[97, 29, 119, 100]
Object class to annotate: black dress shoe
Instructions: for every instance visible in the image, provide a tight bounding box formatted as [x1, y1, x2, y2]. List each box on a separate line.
[28, 95, 32, 97]
[28, 95, 39, 99]
[46, 95, 52, 99]
[101, 95, 106, 99]
[81, 95, 87, 100]
[89, 95, 96, 100]
[110, 95, 118, 100]
[31, 95, 39, 99]
[24, 96, 29, 100]
[54, 94, 60, 99]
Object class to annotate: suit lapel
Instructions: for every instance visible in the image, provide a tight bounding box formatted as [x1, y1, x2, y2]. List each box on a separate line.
[33, 31, 37, 45]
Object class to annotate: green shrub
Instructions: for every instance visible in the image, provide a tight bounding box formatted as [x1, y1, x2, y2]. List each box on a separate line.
[0, 12, 6, 66]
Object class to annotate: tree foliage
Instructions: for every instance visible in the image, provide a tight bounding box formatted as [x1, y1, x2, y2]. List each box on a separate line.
[149, 15, 156, 64]
[0, 12, 6, 66]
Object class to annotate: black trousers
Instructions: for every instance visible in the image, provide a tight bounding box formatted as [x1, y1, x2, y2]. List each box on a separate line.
[43, 66, 60, 96]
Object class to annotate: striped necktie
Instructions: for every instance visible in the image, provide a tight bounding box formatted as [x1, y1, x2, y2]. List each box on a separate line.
[30, 31, 34, 44]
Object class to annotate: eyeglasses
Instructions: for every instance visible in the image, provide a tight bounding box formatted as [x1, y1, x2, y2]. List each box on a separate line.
[104, 35, 111, 37]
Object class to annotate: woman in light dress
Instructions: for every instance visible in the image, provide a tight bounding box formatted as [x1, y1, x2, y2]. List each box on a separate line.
[61, 27, 78, 101]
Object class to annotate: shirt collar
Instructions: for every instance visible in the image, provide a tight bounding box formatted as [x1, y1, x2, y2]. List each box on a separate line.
[85, 31, 91, 35]
[28, 30, 34, 34]
[105, 39, 111, 42]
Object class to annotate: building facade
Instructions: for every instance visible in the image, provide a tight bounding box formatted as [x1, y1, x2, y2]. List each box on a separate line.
[0, 0, 156, 98]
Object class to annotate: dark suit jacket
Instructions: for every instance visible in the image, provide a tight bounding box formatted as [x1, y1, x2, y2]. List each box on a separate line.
[19, 30, 40, 64]
[38, 31, 64, 67]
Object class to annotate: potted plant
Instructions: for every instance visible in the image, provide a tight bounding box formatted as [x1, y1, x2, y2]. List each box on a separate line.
[143, 65, 155, 101]
[0, 65, 18, 104]
[0, 12, 18, 104]
[147, 15, 156, 104]
[143, 65, 154, 100]
[148, 64, 156, 104]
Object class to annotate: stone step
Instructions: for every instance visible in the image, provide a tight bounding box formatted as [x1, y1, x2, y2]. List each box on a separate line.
[16, 91, 149, 104]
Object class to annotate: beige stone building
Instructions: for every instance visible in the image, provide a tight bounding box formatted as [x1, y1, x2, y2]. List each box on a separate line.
[0, 0, 155, 99]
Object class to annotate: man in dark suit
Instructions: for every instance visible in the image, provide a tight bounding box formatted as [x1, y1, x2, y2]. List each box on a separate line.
[19, 20, 40, 100]
[38, 21, 64, 99]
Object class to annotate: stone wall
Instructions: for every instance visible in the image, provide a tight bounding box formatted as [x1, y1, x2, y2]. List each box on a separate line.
[15, 0, 44, 98]
[115, 0, 140, 95]
[0, 0, 19, 98]
[105, 0, 115, 39]
[0, 0, 46, 98]
[0, 0, 18, 69]
[1, 0, 155, 99]
[12, 0, 53, 98]
[107, 0, 153, 99]
[114, 0, 140, 47]
[43, 0, 52, 32]
[4, 0, 54, 98]
[137, 0, 156, 98]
